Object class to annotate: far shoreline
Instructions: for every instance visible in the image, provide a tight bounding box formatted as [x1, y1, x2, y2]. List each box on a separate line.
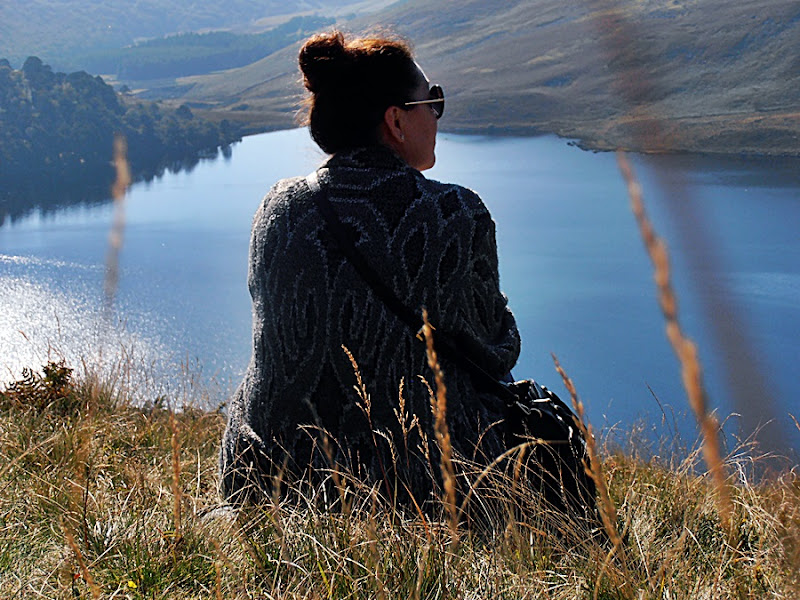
[197, 104, 800, 160]
[226, 119, 800, 162]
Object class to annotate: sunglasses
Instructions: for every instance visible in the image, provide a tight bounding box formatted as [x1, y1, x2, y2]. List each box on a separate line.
[403, 84, 444, 119]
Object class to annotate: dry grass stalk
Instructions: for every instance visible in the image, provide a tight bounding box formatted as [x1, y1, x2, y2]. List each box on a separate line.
[413, 544, 430, 600]
[343, 344, 392, 506]
[552, 355, 620, 547]
[421, 309, 459, 546]
[211, 538, 225, 600]
[552, 354, 634, 600]
[617, 151, 733, 531]
[590, 3, 784, 454]
[367, 492, 390, 600]
[394, 377, 420, 466]
[62, 521, 101, 599]
[104, 134, 131, 314]
[343, 344, 371, 420]
[170, 408, 183, 542]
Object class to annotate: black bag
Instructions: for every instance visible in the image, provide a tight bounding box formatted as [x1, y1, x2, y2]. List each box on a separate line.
[307, 172, 597, 520]
[501, 379, 597, 519]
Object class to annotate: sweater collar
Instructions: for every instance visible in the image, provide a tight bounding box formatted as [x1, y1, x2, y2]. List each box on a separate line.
[322, 145, 414, 173]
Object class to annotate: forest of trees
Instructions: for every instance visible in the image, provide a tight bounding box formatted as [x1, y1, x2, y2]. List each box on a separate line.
[73, 16, 333, 80]
[0, 57, 242, 185]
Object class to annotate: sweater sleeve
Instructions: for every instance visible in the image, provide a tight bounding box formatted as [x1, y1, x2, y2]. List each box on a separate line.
[435, 186, 521, 380]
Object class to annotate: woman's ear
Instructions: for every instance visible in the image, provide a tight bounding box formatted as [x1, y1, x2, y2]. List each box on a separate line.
[381, 105, 406, 146]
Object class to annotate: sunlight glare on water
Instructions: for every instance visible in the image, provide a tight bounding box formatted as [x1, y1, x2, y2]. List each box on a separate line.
[0, 253, 206, 404]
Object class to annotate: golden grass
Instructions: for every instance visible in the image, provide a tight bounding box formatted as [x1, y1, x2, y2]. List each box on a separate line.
[422, 308, 459, 548]
[617, 151, 733, 534]
[1, 356, 798, 598]
[553, 354, 633, 600]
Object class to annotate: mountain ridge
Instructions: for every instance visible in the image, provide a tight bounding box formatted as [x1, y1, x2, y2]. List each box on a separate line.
[170, 0, 800, 156]
[3, 0, 799, 156]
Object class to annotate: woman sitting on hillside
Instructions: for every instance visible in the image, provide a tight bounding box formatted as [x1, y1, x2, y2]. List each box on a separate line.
[220, 30, 521, 506]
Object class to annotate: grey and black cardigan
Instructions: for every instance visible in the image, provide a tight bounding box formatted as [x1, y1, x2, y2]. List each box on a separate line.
[220, 144, 521, 503]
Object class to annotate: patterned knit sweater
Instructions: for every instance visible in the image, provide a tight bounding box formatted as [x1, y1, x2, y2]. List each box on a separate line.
[220, 145, 521, 503]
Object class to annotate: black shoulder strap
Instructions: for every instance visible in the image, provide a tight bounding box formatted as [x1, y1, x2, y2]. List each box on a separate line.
[306, 171, 515, 402]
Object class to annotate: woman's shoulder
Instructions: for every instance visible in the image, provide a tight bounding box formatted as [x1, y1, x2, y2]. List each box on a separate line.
[416, 175, 490, 219]
[249, 176, 316, 237]
[264, 175, 308, 203]
[256, 175, 309, 212]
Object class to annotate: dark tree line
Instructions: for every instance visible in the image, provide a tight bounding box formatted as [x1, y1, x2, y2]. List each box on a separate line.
[0, 57, 242, 187]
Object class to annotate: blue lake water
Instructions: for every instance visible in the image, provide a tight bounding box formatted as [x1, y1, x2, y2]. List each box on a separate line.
[1, 128, 798, 456]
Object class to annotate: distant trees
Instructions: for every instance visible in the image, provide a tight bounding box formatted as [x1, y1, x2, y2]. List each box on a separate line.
[0, 58, 242, 185]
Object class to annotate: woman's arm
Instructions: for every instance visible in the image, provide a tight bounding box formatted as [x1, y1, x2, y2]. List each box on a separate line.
[433, 186, 521, 380]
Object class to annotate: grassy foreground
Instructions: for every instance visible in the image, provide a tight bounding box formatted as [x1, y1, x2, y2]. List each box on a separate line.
[1, 362, 798, 599]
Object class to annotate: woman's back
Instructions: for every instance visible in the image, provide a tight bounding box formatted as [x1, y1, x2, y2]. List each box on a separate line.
[220, 144, 520, 503]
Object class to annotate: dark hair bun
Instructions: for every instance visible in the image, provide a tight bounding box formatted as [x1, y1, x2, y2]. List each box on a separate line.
[298, 30, 418, 154]
[299, 31, 351, 94]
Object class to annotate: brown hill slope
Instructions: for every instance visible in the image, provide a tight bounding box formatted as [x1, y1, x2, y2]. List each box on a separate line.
[173, 0, 800, 155]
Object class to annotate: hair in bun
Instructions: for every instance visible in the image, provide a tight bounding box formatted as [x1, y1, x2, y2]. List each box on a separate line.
[298, 31, 420, 154]
[298, 31, 351, 94]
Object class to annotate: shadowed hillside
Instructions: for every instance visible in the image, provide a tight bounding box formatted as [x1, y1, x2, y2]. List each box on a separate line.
[0, 0, 389, 67]
[171, 0, 800, 155]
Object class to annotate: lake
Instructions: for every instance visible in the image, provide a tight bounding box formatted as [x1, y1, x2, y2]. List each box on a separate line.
[1, 128, 798, 457]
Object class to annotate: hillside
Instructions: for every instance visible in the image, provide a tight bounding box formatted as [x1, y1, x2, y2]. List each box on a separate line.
[70, 16, 334, 81]
[2, 1, 798, 156]
[168, 0, 800, 156]
[0, 0, 390, 68]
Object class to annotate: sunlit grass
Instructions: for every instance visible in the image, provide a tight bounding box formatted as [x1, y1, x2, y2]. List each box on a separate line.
[1, 359, 798, 598]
